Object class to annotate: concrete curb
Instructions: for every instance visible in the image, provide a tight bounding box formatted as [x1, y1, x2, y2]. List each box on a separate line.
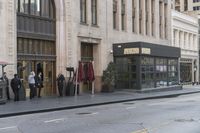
[0, 90, 200, 118]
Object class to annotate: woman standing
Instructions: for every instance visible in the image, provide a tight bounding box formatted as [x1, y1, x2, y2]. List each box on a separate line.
[36, 72, 43, 98]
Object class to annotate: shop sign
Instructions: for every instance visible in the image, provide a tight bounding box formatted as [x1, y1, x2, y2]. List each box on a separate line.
[124, 48, 139, 55]
[123, 48, 151, 55]
[142, 48, 151, 55]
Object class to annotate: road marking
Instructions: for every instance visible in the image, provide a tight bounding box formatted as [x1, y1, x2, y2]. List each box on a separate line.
[44, 118, 65, 123]
[126, 106, 136, 110]
[148, 121, 172, 132]
[131, 128, 148, 133]
[0, 126, 17, 131]
[131, 121, 172, 133]
[86, 112, 99, 116]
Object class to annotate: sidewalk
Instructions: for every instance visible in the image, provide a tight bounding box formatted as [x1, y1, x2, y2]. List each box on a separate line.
[0, 85, 200, 118]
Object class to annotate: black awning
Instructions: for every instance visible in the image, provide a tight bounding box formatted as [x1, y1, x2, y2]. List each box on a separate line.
[113, 42, 181, 58]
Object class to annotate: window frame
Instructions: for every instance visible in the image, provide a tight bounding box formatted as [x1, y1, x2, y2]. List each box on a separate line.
[80, 0, 87, 23]
[91, 0, 98, 25]
[17, 0, 55, 19]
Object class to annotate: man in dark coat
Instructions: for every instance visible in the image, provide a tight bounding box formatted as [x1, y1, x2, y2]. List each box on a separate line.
[11, 74, 21, 101]
[56, 73, 65, 97]
[3, 72, 10, 100]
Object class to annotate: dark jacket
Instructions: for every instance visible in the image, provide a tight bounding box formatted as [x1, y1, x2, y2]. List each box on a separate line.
[11, 77, 21, 91]
[57, 74, 65, 86]
[35, 75, 43, 88]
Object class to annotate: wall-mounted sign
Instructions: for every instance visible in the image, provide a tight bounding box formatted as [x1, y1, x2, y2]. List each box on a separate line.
[142, 48, 151, 55]
[124, 48, 139, 55]
[123, 48, 151, 55]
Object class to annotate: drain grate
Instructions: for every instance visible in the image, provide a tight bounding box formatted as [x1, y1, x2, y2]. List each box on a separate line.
[174, 118, 195, 123]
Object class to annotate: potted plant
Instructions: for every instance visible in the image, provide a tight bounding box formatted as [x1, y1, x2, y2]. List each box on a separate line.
[101, 62, 116, 92]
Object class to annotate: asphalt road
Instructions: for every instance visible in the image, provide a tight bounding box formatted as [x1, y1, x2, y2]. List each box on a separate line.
[0, 93, 200, 133]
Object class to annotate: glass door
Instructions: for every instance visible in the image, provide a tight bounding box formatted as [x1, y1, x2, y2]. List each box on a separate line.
[43, 61, 56, 96]
[128, 58, 137, 89]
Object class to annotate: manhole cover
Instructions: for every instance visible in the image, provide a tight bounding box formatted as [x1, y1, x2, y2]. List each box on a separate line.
[123, 102, 135, 105]
[76, 112, 93, 115]
[174, 118, 195, 123]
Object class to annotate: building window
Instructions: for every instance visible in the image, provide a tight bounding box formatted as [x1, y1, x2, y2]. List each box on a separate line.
[173, 30, 176, 46]
[164, 3, 168, 39]
[17, 0, 54, 18]
[132, 0, 135, 33]
[41, 0, 50, 17]
[91, 0, 97, 25]
[159, 1, 162, 38]
[139, 0, 142, 34]
[184, 0, 188, 11]
[151, 0, 155, 36]
[81, 43, 93, 61]
[145, 0, 148, 35]
[30, 0, 40, 16]
[121, 0, 126, 31]
[18, 0, 29, 14]
[113, 0, 118, 29]
[80, 0, 87, 23]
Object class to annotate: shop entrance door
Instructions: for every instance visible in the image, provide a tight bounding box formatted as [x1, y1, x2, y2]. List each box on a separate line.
[17, 60, 56, 97]
[127, 58, 137, 89]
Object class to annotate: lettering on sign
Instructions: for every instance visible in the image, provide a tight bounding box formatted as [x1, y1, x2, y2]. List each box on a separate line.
[142, 48, 151, 55]
[124, 48, 139, 55]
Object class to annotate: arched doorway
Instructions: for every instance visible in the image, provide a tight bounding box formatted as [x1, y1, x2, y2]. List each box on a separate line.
[16, 0, 56, 96]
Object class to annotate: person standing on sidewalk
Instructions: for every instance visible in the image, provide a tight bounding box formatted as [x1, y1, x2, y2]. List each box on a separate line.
[28, 71, 36, 99]
[11, 74, 21, 101]
[35, 72, 43, 98]
[56, 73, 65, 97]
[3, 72, 10, 100]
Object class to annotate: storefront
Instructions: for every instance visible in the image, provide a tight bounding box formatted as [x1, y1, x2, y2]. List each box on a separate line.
[113, 42, 181, 90]
[180, 59, 192, 84]
[16, 0, 56, 96]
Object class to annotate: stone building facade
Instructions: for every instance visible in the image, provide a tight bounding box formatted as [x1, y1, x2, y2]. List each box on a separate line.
[172, 10, 199, 84]
[0, 0, 176, 96]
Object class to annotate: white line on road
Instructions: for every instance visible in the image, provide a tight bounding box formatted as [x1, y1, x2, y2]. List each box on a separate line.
[86, 112, 99, 116]
[44, 118, 65, 123]
[0, 126, 17, 131]
[126, 106, 136, 110]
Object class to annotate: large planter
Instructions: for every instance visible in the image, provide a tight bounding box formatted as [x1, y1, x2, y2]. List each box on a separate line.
[101, 84, 114, 92]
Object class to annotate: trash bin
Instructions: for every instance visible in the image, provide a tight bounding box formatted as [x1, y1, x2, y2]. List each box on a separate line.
[65, 67, 75, 96]
[66, 81, 75, 96]
[19, 80, 26, 101]
[0, 81, 7, 104]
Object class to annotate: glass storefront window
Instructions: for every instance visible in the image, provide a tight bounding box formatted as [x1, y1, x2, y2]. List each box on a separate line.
[141, 57, 154, 88]
[115, 57, 138, 89]
[114, 56, 179, 90]
[17, 0, 54, 19]
[168, 59, 178, 85]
